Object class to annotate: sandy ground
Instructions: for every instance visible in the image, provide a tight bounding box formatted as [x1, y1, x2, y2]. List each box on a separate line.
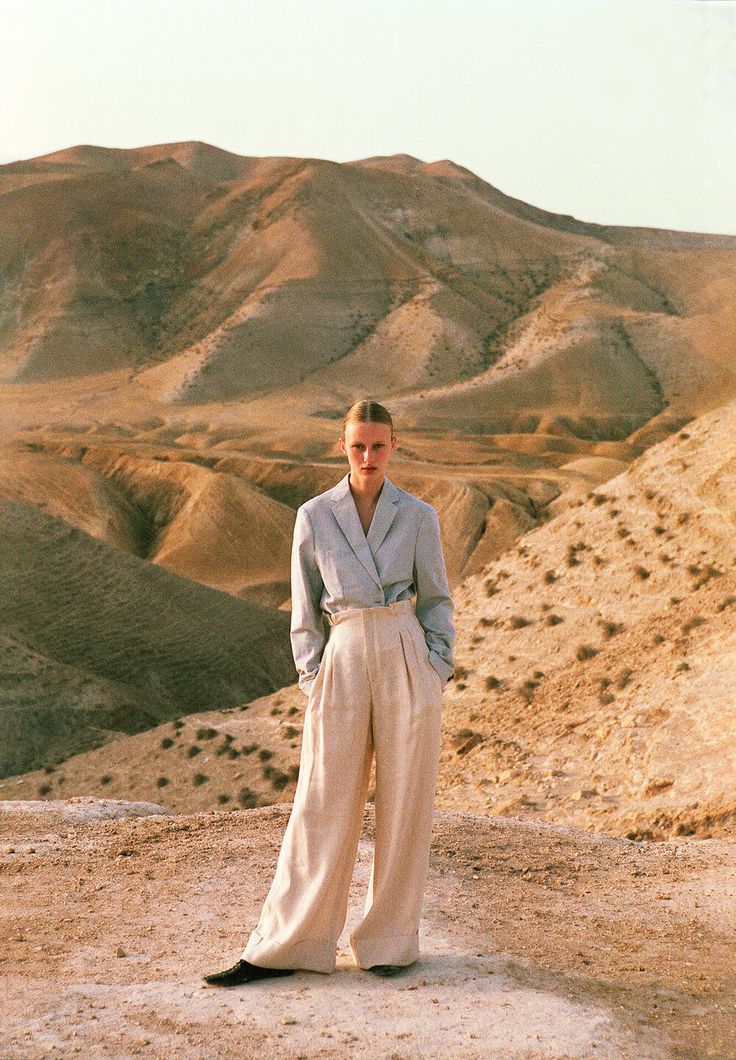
[1, 798, 734, 1059]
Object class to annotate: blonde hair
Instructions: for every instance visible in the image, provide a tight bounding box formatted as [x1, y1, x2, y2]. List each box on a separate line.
[341, 400, 394, 438]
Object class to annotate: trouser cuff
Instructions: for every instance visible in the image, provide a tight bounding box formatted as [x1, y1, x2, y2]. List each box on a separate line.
[241, 929, 336, 973]
[349, 930, 420, 969]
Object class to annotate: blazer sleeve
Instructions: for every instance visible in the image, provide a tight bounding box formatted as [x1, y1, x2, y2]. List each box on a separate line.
[413, 505, 455, 686]
[290, 505, 327, 695]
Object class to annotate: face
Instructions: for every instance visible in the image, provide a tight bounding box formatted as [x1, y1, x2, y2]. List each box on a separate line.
[340, 420, 397, 483]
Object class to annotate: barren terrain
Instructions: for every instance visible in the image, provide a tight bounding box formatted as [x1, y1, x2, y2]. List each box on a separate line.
[1, 799, 734, 1059]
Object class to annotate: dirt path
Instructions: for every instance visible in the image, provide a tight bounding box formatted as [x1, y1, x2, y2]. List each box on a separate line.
[1, 799, 734, 1058]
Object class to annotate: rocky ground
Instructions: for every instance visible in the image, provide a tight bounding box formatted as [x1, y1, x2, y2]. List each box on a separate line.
[1, 798, 734, 1059]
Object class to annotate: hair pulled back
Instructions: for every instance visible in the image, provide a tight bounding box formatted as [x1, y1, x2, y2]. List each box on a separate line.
[341, 400, 394, 438]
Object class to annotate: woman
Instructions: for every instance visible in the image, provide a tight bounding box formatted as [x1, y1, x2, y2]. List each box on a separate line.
[204, 400, 455, 985]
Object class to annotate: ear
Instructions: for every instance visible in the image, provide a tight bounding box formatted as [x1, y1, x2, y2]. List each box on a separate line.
[339, 436, 347, 455]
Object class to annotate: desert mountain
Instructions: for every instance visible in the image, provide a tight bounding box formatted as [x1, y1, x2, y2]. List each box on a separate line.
[7, 398, 735, 844]
[0, 141, 734, 449]
[0, 496, 295, 777]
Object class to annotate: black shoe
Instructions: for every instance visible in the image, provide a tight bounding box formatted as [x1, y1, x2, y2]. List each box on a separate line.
[367, 964, 407, 977]
[203, 958, 295, 986]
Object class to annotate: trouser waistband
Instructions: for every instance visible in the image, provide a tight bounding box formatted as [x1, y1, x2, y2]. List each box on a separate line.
[327, 599, 416, 627]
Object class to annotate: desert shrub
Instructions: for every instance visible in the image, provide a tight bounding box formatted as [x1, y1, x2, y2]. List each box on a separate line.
[576, 644, 598, 661]
[282, 725, 300, 739]
[43, 765, 56, 774]
[196, 727, 218, 740]
[717, 596, 736, 612]
[269, 769, 290, 791]
[682, 617, 706, 634]
[654, 526, 666, 536]
[519, 679, 539, 702]
[670, 596, 682, 606]
[510, 615, 531, 629]
[566, 543, 586, 566]
[259, 748, 274, 762]
[616, 667, 633, 689]
[485, 675, 502, 690]
[38, 783, 52, 796]
[226, 748, 240, 759]
[545, 613, 564, 626]
[617, 527, 630, 539]
[288, 764, 300, 781]
[193, 773, 209, 786]
[693, 565, 724, 590]
[485, 580, 500, 597]
[238, 787, 258, 809]
[591, 493, 608, 506]
[217, 794, 231, 804]
[156, 777, 169, 788]
[653, 633, 665, 644]
[676, 662, 690, 672]
[100, 774, 113, 784]
[599, 619, 624, 638]
[543, 570, 557, 584]
[172, 720, 184, 730]
[288, 706, 299, 716]
[533, 670, 545, 679]
[187, 745, 202, 758]
[634, 566, 650, 580]
[270, 707, 282, 716]
[677, 512, 690, 525]
[161, 737, 175, 749]
[242, 743, 258, 755]
[599, 692, 615, 706]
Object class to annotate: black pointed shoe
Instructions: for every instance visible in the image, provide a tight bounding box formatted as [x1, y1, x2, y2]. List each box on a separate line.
[367, 964, 407, 977]
[203, 958, 295, 986]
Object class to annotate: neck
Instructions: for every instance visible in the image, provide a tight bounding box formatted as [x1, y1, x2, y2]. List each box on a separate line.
[348, 470, 385, 503]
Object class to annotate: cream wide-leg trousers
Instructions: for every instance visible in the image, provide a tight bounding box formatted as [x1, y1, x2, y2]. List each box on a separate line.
[240, 598, 444, 973]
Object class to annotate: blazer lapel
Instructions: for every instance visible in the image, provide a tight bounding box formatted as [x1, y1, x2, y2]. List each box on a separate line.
[330, 473, 400, 589]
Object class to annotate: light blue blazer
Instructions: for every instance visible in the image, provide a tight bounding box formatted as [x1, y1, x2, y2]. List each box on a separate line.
[290, 470, 455, 695]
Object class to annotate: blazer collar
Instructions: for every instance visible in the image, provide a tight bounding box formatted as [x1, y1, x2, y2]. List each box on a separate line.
[330, 472, 401, 588]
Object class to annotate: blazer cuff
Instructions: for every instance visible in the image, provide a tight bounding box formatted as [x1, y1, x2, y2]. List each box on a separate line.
[428, 649, 454, 686]
[299, 670, 319, 696]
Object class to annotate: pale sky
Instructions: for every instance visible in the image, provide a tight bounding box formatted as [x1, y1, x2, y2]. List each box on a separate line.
[2, 0, 734, 235]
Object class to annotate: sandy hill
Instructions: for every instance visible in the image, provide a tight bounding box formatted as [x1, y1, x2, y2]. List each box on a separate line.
[0, 140, 734, 454]
[0, 423, 633, 601]
[0, 497, 295, 778]
[438, 398, 736, 840]
[8, 399, 736, 846]
[1, 798, 733, 1057]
